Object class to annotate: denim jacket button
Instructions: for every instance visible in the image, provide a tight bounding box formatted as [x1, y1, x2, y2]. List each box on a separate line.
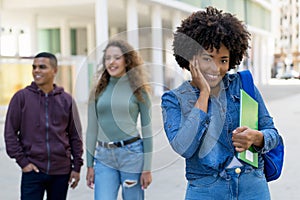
[235, 167, 241, 174]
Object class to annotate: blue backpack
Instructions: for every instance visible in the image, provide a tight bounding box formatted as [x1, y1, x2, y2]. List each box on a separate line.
[238, 70, 284, 182]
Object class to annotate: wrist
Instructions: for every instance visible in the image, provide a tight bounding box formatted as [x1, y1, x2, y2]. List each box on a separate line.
[200, 90, 210, 98]
[253, 130, 264, 147]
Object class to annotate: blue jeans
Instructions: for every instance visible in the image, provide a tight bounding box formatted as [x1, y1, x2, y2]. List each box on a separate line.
[21, 171, 69, 200]
[94, 139, 144, 200]
[185, 166, 270, 200]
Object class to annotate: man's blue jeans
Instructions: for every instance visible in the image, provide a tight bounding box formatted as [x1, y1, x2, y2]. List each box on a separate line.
[21, 171, 69, 200]
[94, 139, 144, 200]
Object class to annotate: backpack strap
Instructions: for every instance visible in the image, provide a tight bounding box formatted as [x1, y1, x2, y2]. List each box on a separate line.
[238, 70, 284, 182]
[237, 70, 255, 99]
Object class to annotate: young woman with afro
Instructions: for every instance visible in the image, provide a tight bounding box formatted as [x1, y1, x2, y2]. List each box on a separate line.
[161, 6, 281, 200]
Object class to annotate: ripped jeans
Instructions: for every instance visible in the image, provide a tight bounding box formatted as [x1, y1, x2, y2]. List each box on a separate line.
[94, 139, 144, 200]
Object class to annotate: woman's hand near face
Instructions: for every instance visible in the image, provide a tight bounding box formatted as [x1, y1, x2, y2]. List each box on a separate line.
[190, 56, 210, 94]
[190, 56, 210, 112]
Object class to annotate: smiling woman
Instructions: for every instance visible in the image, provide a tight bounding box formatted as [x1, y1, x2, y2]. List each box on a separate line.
[86, 39, 153, 200]
[190, 44, 230, 97]
[104, 46, 127, 78]
[161, 6, 282, 200]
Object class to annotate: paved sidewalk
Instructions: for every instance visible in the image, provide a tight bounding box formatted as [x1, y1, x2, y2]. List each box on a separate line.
[1, 81, 300, 199]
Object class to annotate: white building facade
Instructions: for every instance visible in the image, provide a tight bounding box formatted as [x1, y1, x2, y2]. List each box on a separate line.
[0, 0, 277, 104]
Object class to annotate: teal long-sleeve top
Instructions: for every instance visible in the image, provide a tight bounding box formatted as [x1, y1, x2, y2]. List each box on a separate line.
[86, 75, 153, 171]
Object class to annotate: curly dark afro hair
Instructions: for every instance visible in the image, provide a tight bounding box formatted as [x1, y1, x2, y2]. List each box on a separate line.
[173, 6, 251, 71]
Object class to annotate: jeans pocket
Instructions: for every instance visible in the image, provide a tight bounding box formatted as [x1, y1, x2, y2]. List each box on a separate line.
[94, 146, 108, 161]
[189, 175, 219, 187]
[124, 139, 143, 154]
[252, 168, 265, 179]
[22, 170, 36, 175]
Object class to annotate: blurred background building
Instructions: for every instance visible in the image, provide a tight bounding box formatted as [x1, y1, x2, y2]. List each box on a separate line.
[273, 0, 300, 79]
[0, 0, 280, 109]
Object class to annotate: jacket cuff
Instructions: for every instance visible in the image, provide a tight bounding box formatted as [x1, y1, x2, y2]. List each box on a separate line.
[72, 159, 83, 173]
[72, 165, 82, 173]
[16, 157, 30, 169]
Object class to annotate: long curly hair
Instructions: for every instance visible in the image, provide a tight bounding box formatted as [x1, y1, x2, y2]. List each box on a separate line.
[173, 6, 251, 70]
[91, 39, 151, 102]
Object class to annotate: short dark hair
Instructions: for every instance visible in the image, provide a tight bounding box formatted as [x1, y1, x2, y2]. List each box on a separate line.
[34, 52, 58, 67]
[173, 6, 251, 70]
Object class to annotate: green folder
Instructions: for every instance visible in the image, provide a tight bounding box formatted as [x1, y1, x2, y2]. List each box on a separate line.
[237, 89, 258, 168]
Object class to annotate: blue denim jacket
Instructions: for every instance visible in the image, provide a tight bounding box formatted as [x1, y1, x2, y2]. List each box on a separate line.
[161, 73, 280, 180]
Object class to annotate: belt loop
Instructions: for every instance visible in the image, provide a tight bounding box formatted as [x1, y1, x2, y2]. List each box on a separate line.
[107, 142, 115, 148]
[120, 140, 124, 147]
[219, 170, 231, 180]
